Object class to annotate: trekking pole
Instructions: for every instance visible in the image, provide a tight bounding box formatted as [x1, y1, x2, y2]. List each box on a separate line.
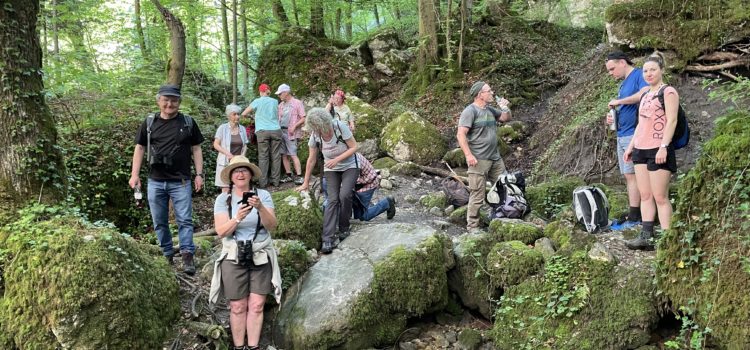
[442, 161, 469, 189]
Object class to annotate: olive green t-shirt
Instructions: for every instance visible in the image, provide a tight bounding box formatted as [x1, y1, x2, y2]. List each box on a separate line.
[458, 104, 502, 161]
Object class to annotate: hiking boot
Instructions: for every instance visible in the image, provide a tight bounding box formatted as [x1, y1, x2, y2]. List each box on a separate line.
[182, 252, 196, 275]
[321, 241, 336, 254]
[386, 197, 396, 220]
[281, 175, 293, 183]
[611, 219, 640, 231]
[165, 254, 174, 266]
[294, 176, 304, 185]
[338, 229, 351, 241]
[625, 231, 654, 251]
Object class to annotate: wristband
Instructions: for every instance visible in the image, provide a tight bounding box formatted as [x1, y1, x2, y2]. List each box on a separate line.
[660, 144, 668, 149]
[234, 218, 241, 224]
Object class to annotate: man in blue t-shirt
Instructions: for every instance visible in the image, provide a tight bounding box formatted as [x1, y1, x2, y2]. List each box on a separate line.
[242, 83, 281, 187]
[605, 51, 649, 230]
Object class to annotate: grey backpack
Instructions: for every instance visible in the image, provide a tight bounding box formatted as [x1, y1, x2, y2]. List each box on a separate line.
[572, 186, 610, 233]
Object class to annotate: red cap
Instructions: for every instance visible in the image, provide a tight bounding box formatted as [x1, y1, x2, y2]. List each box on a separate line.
[259, 84, 270, 93]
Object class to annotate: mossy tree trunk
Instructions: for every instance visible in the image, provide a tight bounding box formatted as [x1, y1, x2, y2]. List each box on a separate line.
[220, 0, 232, 86]
[151, 0, 186, 87]
[241, 1, 249, 96]
[345, 0, 353, 41]
[231, 0, 238, 103]
[310, 0, 325, 38]
[335, 7, 342, 40]
[0, 0, 66, 219]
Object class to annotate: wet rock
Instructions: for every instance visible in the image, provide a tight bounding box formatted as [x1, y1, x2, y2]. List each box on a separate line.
[429, 206, 443, 216]
[358, 138, 380, 161]
[381, 111, 447, 165]
[380, 178, 393, 189]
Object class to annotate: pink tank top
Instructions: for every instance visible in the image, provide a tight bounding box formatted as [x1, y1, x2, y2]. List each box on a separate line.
[633, 86, 679, 150]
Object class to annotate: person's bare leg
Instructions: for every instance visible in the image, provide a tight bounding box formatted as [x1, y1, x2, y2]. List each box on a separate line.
[229, 299, 248, 346]
[245, 293, 266, 347]
[649, 169, 673, 229]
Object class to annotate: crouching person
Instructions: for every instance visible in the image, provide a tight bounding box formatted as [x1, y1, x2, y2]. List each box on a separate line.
[209, 156, 282, 350]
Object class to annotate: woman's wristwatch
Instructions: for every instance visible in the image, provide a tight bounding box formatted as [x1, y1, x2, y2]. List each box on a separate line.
[660, 144, 668, 149]
[234, 218, 241, 224]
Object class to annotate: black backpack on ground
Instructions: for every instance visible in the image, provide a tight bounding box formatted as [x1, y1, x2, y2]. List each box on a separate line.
[572, 186, 609, 233]
[486, 172, 530, 220]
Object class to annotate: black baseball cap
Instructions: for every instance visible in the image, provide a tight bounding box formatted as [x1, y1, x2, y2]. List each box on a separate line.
[157, 84, 181, 97]
[606, 51, 634, 65]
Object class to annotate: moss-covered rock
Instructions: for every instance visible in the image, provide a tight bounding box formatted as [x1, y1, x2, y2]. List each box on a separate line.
[274, 223, 451, 349]
[0, 205, 179, 349]
[450, 228, 541, 319]
[487, 241, 544, 288]
[347, 96, 390, 142]
[458, 328, 483, 350]
[443, 148, 467, 168]
[420, 191, 448, 209]
[526, 177, 585, 219]
[605, 0, 750, 63]
[488, 220, 544, 245]
[543, 218, 596, 254]
[655, 111, 750, 348]
[380, 111, 447, 165]
[593, 182, 628, 220]
[492, 255, 659, 349]
[390, 161, 422, 176]
[256, 28, 378, 100]
[449, 206, 490, 227]
[271, 190, 323, 250]
[274, 239, 310, 290]
[372, 156, 398, 170]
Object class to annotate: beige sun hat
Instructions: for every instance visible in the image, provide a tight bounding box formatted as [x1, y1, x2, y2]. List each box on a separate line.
[220, 155, 262, 184]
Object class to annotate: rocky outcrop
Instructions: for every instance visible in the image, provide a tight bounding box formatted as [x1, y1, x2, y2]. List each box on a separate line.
[274, 223, 452, 349]
[380, 111, 447, 165]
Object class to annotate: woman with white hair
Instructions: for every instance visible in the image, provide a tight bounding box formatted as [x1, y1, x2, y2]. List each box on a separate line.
[296, 107, 358, 254]
[214, 104, 249, 192]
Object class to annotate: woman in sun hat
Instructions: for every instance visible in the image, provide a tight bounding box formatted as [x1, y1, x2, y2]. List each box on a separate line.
[208, 155, 281, 350]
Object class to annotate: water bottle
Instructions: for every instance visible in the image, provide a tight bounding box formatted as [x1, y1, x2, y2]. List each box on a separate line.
[608, 108, 617, 131]
[134, 186, 143, 208]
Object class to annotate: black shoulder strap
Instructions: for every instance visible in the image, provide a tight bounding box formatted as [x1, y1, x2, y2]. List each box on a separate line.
[146, 113, 157, 163]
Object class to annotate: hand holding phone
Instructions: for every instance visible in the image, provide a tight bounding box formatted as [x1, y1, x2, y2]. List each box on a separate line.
[240, 190, 256, 206]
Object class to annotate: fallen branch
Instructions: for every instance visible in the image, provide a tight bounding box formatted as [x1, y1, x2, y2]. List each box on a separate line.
[191, 291, 203, 319]
[186, 321, 227, 341]
[685, 58, 750, 72]
[415, 164, 469, 185]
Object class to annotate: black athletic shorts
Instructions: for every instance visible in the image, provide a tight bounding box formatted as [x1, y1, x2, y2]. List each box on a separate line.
[632, 146, 677, 173]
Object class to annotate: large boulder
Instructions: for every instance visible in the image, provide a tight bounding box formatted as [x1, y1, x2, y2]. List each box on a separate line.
[0, 205, 179, 349]
[347, 95, 389, 142]
[271, 190, 323, 250]
[492, 255, 659, 349]
[256, 28, 378, 100]
[525, 177, 585, 219]
[274, 223, 452, 349]
[655, 111, 750, 348]
[380, 111, 447, 165]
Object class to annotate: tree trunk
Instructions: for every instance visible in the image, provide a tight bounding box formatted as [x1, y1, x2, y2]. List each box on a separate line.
[272, 0, 290, 28]
[310, 0, 325, 38]
[458, 0, 466, 70]
[466, 0, 473, 23]
[290, 0, 300, 26]
[345, 0, 353, 41]
[374, 3, 381, 26]
[134, 0, 148, 60]
[417, 0, 439, 71]
[241, 1, 249, 97]
[220, 0, 233, 86]
[187, 0, 201, 68]
[232, 0, 238, 103]
[0, 0, 66, 215]
[151, 0, 186, 87]
[445, 0, 452, 62]
[335, 7, 342, 40]
[51, 0, 59, 55]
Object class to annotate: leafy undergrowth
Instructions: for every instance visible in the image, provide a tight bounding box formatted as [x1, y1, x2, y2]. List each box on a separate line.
[655, 110, 750, 348]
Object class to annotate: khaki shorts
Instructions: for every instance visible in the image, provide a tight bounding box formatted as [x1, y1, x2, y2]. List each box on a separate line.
[220, 259, 273, 300]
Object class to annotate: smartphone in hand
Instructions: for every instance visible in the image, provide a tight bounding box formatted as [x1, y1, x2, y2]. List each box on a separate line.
[240, 190, 256, 206]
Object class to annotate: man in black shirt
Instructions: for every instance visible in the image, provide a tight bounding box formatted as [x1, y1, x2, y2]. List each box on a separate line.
[129, 85, 205, 274]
